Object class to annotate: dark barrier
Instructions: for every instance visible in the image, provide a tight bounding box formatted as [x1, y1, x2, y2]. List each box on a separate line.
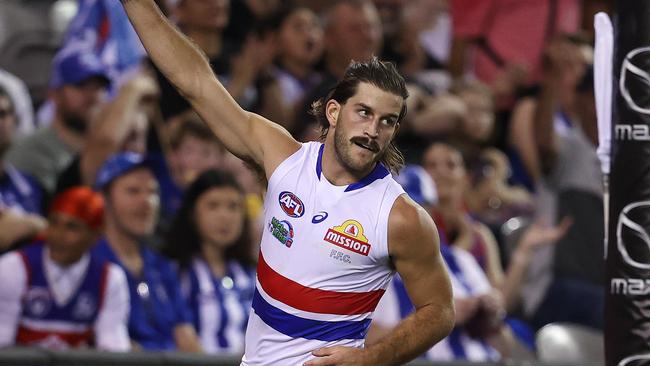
[607, 2, 650, 366]
[0, 348, 600, 366]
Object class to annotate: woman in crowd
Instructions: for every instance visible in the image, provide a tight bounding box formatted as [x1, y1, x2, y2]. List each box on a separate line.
[163, 169, 256, 354]
[267, 2, 323, 135]
[422, 142, 569, 313]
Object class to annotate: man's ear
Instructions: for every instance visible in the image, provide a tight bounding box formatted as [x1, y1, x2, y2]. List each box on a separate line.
[325, 99, 340, 127]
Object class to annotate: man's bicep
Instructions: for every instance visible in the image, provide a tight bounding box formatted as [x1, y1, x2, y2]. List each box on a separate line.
[192, 81, 301, 177]
[394, 236, 452, 310]
[389, 200, 453, 309]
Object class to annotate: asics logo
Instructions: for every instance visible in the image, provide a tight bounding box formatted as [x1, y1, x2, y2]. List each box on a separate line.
[312, 211, 328, 224]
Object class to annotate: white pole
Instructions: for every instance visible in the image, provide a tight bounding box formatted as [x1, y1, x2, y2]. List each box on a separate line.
[594, 12, 614, 259]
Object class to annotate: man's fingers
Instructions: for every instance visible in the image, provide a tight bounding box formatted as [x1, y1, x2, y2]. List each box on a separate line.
[304, 350, 334, 366]
[312, 346, 337, 356]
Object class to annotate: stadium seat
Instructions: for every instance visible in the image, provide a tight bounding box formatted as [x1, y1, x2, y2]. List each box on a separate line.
[535, 322, 604, 364]
[500, 215, 531, 261]
[0, 0, 64, 106]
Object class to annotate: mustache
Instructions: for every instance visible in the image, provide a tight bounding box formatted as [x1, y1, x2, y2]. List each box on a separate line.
[350, 136, 380, 153]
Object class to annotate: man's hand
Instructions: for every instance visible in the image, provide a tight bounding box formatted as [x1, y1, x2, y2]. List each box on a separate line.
[304, 346, 376, 366]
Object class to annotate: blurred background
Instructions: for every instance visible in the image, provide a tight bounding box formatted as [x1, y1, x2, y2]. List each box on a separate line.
[0, 0, 614, 365]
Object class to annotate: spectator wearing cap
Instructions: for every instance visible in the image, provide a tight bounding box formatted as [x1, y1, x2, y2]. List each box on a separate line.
[55, 72, 159, 196]
[92, 152, 202, 352]
[0, 187, 130, 351]
[5, 50, 110, 194]
[0, 85, 46, 251]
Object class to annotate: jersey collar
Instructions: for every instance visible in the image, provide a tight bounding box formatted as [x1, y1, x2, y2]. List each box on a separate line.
[315, 143, 390, 192]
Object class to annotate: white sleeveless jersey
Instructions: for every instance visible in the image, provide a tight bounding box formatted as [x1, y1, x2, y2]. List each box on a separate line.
[242, 142, 405, 365]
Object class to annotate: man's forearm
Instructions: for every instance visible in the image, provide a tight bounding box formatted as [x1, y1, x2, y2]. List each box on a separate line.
[120, 0, 214, 101]
[365, 303, 454, 365]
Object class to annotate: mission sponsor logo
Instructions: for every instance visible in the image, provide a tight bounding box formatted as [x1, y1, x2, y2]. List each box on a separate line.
[278, 191, 305, 218]
[269, 217, 294, 247]
[323, 219, 371, 256]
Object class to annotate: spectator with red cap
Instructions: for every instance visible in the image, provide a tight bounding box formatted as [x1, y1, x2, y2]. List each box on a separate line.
[0, 187, 130, 351]
[92, 152, 202, 352]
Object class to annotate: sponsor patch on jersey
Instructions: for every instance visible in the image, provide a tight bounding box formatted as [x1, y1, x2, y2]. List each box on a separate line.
[25, 287, 52, 318]
[72, 293, 97, 321]
[312, 211, 328, 224]
[278, 191, 305, 218]
[323, 219, 371, 256]
[269, 216, 294, 247]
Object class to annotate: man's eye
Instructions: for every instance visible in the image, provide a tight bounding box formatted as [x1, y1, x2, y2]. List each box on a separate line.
[382, 118, 397, 126]
[358, 109, 369, 117]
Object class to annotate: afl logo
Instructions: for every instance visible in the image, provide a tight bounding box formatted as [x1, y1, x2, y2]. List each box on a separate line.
[279, 191, 305, 218]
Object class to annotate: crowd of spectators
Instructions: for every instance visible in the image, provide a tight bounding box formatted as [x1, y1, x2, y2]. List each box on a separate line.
[0, 0, 612, 362]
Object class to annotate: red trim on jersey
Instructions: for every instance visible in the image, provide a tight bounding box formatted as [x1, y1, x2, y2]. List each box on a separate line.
[97, 262, 109, 313]
[16, 326, 93, 347]
[17, 251, 31, 289]
[257, 252, 385, 315]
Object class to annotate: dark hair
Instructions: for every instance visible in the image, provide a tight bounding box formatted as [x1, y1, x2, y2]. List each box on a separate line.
[309, 57, 408, 174]
[162, 169, 255, 269]
[0, 85, 15, 112]
[170, 114, 224, 152]
[256, 0, 300, 34]
[322, 0, 371, 29]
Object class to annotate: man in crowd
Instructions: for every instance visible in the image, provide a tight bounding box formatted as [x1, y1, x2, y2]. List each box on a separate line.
[6, 49, 109, 195]
[92, 152, 202, 351]
[0, 187, 130, 351]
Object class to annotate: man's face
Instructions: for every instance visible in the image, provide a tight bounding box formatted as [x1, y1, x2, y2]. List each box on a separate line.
[194, 186, 245, 249]
[46, 212, 97, 265]
[329, 82, 402, 175]
[325, 3, 382, 69]
[53, 78, 107, 134]
[176, 0, 230, 31]
[106, 168, 159, 239]
[278, 8, 324, 67]
[422, 144, 466, 203]
[0, 96, 16, 158]
[172, 134, 224, 186]
[372, 0, 405, 36]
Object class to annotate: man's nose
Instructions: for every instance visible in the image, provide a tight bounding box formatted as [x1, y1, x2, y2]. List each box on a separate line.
[364, 119, 380, 138]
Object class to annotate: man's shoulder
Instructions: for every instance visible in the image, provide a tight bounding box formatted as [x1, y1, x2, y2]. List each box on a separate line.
[388, 195, 437, 250]
[6, 127, 61, 163]
[0, 249, 28, 286]
[0, 249, 24, 267]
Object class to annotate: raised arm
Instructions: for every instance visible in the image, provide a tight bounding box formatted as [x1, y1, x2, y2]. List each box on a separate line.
[120, 0, 300, 177]
[81, 74, 157, 186]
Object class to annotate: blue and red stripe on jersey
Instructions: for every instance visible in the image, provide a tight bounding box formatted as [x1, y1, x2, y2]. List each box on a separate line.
[252, 251, 383, 340]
